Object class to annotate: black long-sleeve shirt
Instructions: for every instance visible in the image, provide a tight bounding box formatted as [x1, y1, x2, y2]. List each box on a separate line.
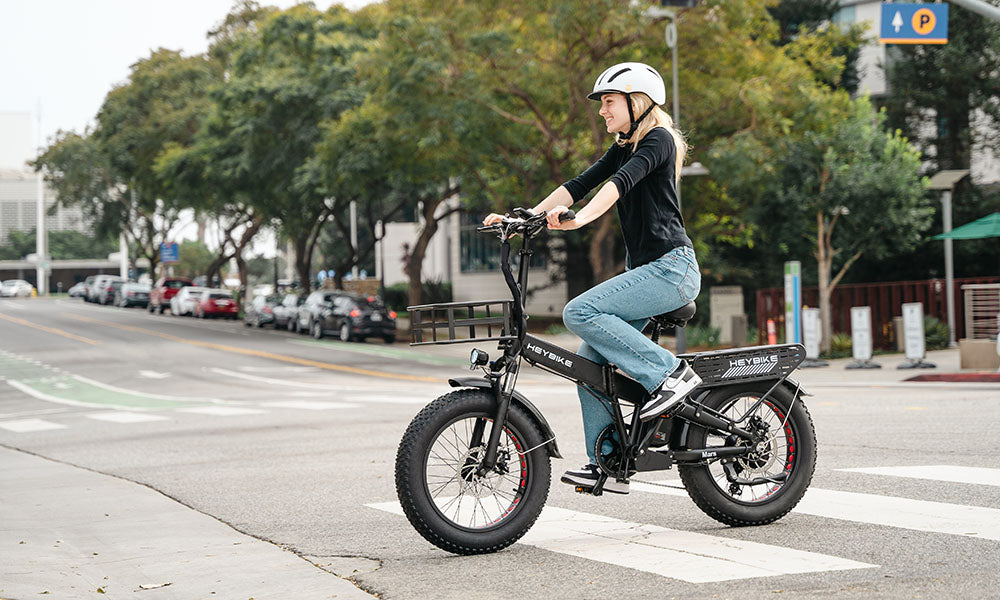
[562, 127, 692, 269]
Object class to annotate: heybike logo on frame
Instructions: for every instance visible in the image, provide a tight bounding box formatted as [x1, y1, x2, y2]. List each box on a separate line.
[525, 342, 574, 368]
[728, 355, 778, 368]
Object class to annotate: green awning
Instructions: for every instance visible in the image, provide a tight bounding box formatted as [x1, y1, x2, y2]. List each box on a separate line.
[932, 212, 1000, 240]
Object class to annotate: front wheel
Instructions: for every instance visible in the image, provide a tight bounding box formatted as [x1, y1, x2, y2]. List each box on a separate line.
[677, 382, 816, 527]
[395, 389, 551, 555]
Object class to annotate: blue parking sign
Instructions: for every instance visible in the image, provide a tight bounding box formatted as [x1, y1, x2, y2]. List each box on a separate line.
[160, 242, 179, 263]
[880, 3, 948, 44]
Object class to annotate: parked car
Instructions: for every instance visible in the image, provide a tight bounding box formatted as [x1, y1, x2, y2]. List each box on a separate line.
[148, 276, 193, 313]
[272, 293, 304, 331]
[0, 279, 34, 298]
[115, 282, 151, 308]
[87, 275, 122, 303]
[297, 291, 397, 342]
[170, 286, 208, 317]
[244, 293, 281, 327]
[194, 289, 239, 319]
[67, 281, 88, 297]
[99, 279, 125, 305]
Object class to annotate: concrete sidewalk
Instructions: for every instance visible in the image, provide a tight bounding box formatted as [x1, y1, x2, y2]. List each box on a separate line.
[0, 447, 376, 600]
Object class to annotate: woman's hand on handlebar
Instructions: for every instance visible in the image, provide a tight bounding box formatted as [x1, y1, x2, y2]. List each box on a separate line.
[546, 205, 580, 230]
[482, 213, 506, 227]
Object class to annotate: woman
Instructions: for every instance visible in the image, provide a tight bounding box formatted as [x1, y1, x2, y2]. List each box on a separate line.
[483, 62, 701, 495]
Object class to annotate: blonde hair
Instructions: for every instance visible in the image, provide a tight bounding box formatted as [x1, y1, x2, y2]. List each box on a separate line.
[616, 92, 689, 184]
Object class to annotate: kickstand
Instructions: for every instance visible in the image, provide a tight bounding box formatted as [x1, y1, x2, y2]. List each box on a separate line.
[576, 472, 607, 496]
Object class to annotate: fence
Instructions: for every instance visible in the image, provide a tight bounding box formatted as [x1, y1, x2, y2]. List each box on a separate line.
[755, 277, 1000, 349]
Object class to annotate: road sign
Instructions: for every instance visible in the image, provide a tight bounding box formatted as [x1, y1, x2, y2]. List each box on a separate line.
[784, 261, 801, 344]
[880, 3, 948, 44]
[160, 242, 179, 264]
[802, 308, 821, 359]
[851, 306, 873, 361]
[902, 302, 926, 360]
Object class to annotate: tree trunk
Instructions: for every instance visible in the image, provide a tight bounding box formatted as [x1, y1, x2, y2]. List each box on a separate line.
[294, 235, 312, 295]
[405, 200, 443, 308]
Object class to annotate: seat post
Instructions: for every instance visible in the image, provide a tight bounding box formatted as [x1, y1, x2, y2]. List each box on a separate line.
[651, 323, 662, 344]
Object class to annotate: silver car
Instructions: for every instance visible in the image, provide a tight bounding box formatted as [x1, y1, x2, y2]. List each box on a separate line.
[0, 279, 34, 297]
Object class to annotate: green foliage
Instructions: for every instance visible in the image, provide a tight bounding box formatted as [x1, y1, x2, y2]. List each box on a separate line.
[544, 323, 570, 335]
[175, 241, 215, 279]
[383, 280, 452, 311]
[685, 324, 721, 349]
[0, 229, 116, 261]
[924, 315, 950, 351]
[825, 332, 853, 359]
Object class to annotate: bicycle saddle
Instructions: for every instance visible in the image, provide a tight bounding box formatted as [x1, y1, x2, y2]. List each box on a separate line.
[650, 301, 696, 328]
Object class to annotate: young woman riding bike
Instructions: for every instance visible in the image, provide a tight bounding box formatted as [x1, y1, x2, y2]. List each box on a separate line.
[484, 62, 702, 495]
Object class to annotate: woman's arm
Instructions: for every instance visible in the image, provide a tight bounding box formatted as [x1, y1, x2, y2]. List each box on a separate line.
[546, 181, 619, 230]
[530, 186, 574, 215]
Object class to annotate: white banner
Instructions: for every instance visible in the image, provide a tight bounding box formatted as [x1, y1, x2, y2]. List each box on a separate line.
[901, 303, 925, 360]
[802, 308, 821, 359]
[850, 306, 873, 361]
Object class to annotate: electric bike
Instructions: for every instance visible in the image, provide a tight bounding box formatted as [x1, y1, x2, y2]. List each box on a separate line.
[394, 208, 816, 555]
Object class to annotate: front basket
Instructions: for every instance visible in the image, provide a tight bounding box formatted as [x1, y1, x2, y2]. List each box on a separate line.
[408, 299, 515, 345]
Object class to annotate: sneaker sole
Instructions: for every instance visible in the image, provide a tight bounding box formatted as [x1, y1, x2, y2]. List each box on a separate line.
[640, 374, 703, 421]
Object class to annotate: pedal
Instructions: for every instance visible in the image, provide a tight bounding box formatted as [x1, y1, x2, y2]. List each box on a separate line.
[574, 485, 603, 497]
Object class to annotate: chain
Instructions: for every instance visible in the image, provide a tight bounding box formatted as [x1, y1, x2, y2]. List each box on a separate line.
[631, 478, 686, 490]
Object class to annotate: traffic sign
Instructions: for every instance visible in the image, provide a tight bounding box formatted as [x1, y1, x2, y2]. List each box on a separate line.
[880, 3, 948, 44]
[160, 242, 179, 264]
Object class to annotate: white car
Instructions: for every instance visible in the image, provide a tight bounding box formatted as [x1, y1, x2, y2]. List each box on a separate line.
[0, 279, 34, 297]
[169, 286, 208, 316]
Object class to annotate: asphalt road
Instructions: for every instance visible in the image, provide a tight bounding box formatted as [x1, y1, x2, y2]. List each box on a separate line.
[1, 296, 998, 600]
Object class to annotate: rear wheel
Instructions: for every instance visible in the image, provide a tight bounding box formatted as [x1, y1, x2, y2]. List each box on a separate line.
[677, 382, 816, 527]
[312, 321, 324, 339]
[339, 322, 351, 342]
[395, 389, 551, 554]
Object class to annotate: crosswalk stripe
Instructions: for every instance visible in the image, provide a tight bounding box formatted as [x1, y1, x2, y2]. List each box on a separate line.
[85, 412, 170, 423]
[0, 418, 67, 432]
[367, 502, 875, 582]
[633, 479, 1000, 541]
[176, 406, 267, 416]
[260, 400, 360, 410]
[837, 465, 1000, 488]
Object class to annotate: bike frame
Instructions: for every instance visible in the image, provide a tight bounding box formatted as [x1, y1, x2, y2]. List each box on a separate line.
[471, 213, 806, 493]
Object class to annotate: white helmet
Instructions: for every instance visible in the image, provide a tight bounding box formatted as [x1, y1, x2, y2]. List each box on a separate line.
[589, 62, 666, 105]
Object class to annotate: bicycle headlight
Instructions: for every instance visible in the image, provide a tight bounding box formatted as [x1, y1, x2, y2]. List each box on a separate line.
[470, 348, 489, 368]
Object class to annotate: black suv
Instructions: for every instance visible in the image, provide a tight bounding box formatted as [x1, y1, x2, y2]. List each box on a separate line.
[296, 291, 397, 343]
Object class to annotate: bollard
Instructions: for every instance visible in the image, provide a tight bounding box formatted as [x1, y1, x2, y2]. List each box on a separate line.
[766, 319, 777, 345]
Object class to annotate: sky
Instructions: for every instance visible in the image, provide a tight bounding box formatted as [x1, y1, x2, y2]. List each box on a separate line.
[0, 0, 370, 168]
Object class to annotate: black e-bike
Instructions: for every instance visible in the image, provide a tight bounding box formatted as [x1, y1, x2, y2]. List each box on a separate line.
[394, 208, 817, 555]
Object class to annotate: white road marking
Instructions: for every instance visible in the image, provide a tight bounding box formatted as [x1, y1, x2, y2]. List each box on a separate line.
[367, 502, 874, 582]
[85, 411, 170, 423]
[260, 400, 360, 410]
[72, 374, 220, 403]
[139, 370, 171, 379]
[177, 406, 267, 416]
[0, 418, 67, 432]
[633, 479, 1000, 541]
[838, 465, 1000, 488]
[209, 367, 436, 402]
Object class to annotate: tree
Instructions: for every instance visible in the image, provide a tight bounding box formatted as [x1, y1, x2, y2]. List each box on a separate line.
[755, 98, 931, 351]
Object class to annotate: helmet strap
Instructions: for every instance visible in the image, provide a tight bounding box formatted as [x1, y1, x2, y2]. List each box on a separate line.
[620, 99, 656, 143]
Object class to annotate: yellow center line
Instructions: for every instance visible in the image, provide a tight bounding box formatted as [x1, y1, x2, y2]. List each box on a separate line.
[66, 313, 443, 383]
[0, 312, 100, 345]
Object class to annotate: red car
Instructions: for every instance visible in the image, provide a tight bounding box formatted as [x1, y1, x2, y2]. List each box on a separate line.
[194, 289, 239, 319]
[148, 276, 193, 314]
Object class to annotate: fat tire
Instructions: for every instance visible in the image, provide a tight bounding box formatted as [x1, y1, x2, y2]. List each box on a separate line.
[395, 389, 551, 555]
[677, 382, 816, 527]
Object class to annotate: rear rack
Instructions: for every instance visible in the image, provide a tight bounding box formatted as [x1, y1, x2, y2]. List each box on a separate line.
[408, 300, 514, 345]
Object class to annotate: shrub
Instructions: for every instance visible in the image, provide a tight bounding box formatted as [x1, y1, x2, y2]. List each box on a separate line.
[685, 323, 720, 348]
[382, 279, 453, 312]
[924, 315, 950, 350]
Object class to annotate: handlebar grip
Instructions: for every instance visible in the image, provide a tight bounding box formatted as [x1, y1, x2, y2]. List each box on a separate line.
[558, 210, 576, 222]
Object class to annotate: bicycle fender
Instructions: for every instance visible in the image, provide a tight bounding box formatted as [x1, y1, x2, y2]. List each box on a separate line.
[448, 377, 562, 459]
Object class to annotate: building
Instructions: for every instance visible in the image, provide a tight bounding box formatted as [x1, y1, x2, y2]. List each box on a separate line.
[835, 0, 999, 184]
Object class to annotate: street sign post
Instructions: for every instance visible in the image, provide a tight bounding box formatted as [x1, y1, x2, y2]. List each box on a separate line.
[898, 302, 936, 369]
[160, 242, 179, 264]
[784, 261, 801, 345]
[880, 3, 948, 44]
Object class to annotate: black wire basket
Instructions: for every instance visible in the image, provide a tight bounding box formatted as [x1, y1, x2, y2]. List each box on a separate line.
[408, 299, 515, 345]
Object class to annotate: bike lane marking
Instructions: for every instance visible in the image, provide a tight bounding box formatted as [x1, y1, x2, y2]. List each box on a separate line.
[0, 418, 67, 432]
[633, 479, 1000, 541]
[837, 465, 1000, 488]
[366, 502, 875, 582]
[66, 313, 442, 383]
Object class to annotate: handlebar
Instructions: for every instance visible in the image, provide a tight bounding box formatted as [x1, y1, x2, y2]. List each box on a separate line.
[476, 208, 576, 235]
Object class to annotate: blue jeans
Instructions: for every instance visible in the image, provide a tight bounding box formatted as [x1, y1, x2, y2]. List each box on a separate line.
[562, 245, 700, 463]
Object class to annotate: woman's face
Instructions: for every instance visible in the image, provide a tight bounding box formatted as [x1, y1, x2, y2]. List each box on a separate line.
[598, 93, 630, 134]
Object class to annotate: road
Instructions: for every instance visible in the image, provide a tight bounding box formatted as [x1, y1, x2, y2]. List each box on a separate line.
[1, 296, 998, 599]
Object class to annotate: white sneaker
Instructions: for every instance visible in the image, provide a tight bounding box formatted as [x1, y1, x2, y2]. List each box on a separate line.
[639, 360, 701, 421]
